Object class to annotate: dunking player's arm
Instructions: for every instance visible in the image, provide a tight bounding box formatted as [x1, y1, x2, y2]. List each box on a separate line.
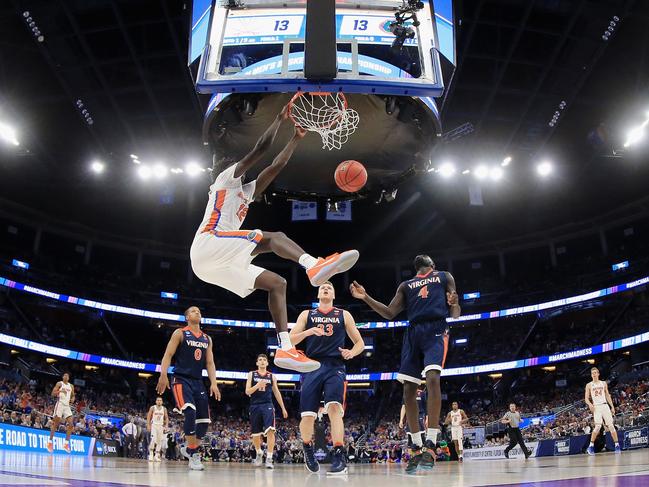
[233, 105, 288, 179]
[253, 126, 307, 199]
[205, 336, 222, 401]
[349, 273, 461, 319]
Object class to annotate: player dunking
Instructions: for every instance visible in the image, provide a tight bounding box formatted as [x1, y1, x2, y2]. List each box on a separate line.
[147, 397, 169, 462]
[191, 105, 359, 373]
[156, 306, 221, 470]
[290, 281, 365, 475]
[351, 255, 460, 474]
[47, 372, 75, 453]
[444, 401, 468, 462]
[585, 367, 621, 455]
[245, 353, 288, 469]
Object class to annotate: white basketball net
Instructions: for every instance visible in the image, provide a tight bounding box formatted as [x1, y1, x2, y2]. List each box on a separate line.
[289, 92, 359, 150]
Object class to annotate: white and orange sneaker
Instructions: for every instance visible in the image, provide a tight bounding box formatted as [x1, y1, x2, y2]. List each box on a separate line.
[274, 348, 320, 372]
[306, 250, 359, 287]
[63, 441, 71, 454]
[47, 440, 54, 453]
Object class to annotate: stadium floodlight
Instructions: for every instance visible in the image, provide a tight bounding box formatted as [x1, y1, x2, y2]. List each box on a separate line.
[160, 291, 178, 299]
[438, 162, 456, 178]
[536, 161, 553, 177]
[129, 154, 140, 164]
[623, 119, 648, 148]
[489, 167, 503, 181]
[501, 156, 512, 166]
[612, 261, 629, 271]
[137, 165, 152, 180]
[12, 259, 29, 270]
[90, 161, 105, 174]
[474, 165, 488, 180]
[454, 338, 468, 345]
[462, 169, 471, 175]
[463, 292, 481, 299]
[152, 163, 168, 180]
[185, 162, 204, 177]
[0, 121, 19, 146]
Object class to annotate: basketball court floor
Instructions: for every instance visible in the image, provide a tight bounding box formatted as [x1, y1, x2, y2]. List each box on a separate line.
[0, 450, 647, 486]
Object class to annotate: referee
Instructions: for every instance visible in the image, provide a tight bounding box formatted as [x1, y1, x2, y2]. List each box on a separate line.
[501, 403, 531, 459]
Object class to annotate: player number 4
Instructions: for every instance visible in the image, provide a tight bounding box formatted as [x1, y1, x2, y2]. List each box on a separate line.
[418, 286, 429, 299]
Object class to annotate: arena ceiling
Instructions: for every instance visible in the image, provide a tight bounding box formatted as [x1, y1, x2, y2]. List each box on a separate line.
[0, 0, 648, 257]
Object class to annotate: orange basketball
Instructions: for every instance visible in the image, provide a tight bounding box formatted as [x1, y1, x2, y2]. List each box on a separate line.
[334, 160, 367, 193]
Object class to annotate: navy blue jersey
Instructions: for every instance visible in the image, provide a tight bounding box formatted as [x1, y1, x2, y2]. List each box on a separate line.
[173, 326, 209, 379]
[250, 370, 273, 405]
[417, 389, 427, 416]
[402, 270, 449, 323]
[304, 307, 346, 360]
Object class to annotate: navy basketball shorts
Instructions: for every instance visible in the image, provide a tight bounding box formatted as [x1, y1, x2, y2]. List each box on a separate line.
[250, 403, 276, 436]
[397, 320, 449, 384]
[300, 360, 347, 418]
[171, 375, 210, 421]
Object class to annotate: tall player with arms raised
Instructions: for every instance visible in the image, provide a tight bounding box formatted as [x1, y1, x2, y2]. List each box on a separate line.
[156, 306, 221, 470]
[351, 255, 460, 474]
[191, 105, 359, 373]
[47, 372, 75, 453]
[290, 281, 365, 475]
[147, 397, 169, 462]
[444, 401, 469, 462]
[585, 367, 621, 455]
[245, 353, 288, 469]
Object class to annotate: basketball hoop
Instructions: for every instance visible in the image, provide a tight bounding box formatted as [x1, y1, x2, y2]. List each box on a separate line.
[288, 92, 359, 150]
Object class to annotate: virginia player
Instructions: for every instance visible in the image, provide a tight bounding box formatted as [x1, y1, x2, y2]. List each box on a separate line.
[290, 281, 365, 475]
[351, 255, 460, 474]
[156, 306, 221, 470]
[191, 104, 359, 373]
[245, 353, 288, 469]
[399, 383, 427, 431]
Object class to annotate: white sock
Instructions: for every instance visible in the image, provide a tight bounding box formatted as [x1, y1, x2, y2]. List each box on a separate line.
[257, 449, 263, 455]
[278, 332, 293, 351]
[427, 428, 440, 443]
[615, 442, 619, 447]
[408, 432, 423, 448]
[589, 442, 594, 447]
[299, 254, 318, 269]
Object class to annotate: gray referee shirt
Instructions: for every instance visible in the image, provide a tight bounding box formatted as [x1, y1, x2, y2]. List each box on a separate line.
[504, 411, 521, 427]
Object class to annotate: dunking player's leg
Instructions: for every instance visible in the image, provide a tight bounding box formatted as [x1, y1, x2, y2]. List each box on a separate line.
[425, 370, 442, 446]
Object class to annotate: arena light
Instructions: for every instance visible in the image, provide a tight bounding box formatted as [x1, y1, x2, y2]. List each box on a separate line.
[160, 291, 178, 299]
[462, 169, 470, 175]
[623, 119, 648, 148]
[170, 168, 183, 174]
[11, 259, 29, 270]
[84, 365, 98, 371]
[488, 373, 502, 379]
[130, 154, 140, 164]
[46, 357, 57, 364]
[153, 163, 168, 180]
[138, 373, 152, 379]
[438, 162, 456, 178]
[612, 261, 629, 271]
[474, 165, 488, 180]
[463, 292, 480, 299]
[454, 338, 468, 345]
[185, 162, 204, 177]
[542, 366, 556, 372]
[501, 156, 512, 167]
[348, 382, 371, 388]
[0, 121, 19, 146]
[536, 161, 553, 177]
[90, 161, 105, 174]
[489, 167, 503, 181]
[216, 380, 235, 385]
[137, 165, 152, 180]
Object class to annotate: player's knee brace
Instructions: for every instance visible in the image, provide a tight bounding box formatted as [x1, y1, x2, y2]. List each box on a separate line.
[183, 407, 197, 436]
[196, 419, 209, 439]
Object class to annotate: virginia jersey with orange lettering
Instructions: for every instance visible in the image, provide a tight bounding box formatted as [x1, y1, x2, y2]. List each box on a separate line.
[304, 307, 346, 359]
[402, 270, 449, 323]
[173, 326, 209, 380]
[196, 164, 257, 238]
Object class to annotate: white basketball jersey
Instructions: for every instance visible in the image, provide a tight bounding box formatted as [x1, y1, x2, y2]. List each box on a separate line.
[58, 382, 72, 406]
[450, 410, 463, 427]
[590, 381, 607, 405]
[196, 164, 256, 237]
[152, 406, 165, 426]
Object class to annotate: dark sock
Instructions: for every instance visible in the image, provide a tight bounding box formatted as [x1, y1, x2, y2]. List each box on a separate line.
[187, 447, 197, 456]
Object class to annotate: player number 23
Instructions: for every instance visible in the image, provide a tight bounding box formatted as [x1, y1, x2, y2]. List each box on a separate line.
[317, 324, 334, 336]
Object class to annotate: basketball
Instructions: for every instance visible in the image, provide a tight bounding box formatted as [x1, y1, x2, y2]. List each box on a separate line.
[334, 160, 367, 193]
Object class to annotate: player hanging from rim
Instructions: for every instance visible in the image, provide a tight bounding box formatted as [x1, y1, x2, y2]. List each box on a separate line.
[47, 372, 75, 454]
[147, 397, 169, 462]
[245, 353, 288, 470]
[290, 281, 365, 475]
[351, 255, 460, 474]
[444, 401, 469, 462]
[585, 367, 621, 455]
[156, 306, 221, 471]
[191, 104, 359, 373]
